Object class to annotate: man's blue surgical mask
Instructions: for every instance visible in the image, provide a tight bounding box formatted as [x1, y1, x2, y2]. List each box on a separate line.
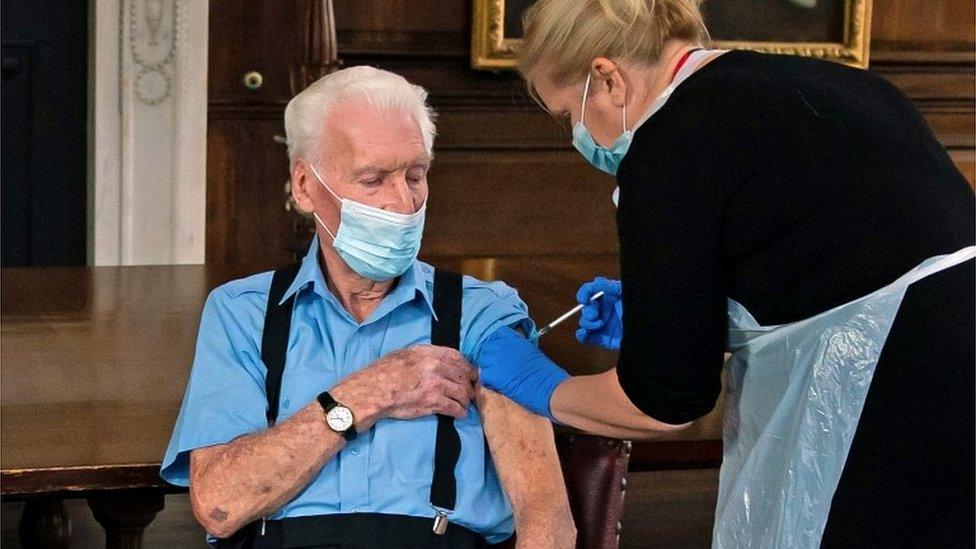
[572, 73, 632, 176]
[309, 164, 425, 281]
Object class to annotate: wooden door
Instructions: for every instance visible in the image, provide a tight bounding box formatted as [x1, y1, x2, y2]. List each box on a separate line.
[207, 1, 301, 270]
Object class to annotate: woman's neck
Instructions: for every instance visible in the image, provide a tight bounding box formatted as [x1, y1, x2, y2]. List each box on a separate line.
[624, 39, 698, 129]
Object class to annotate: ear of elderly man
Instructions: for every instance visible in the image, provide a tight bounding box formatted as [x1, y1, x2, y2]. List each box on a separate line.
[161, 66, 576, 549]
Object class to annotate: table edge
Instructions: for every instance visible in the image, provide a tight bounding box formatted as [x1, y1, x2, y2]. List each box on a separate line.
[1, 462, 179, 497]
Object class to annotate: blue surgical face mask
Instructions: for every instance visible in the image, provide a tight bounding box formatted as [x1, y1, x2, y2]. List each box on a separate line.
[572, 73, 633, 176]
[308, 165, 426, 281]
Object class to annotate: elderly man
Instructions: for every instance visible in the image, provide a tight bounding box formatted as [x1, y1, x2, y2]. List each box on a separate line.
[160, 66, 575, 548]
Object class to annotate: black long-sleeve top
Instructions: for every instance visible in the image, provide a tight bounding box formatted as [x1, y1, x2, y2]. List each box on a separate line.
[614, 50, 975, 424]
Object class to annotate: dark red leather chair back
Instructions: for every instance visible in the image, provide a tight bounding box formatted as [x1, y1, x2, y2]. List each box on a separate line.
[556, 433, 632, 549]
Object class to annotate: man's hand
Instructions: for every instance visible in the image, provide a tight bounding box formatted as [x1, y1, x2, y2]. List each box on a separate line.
[331, 345, 478, 430]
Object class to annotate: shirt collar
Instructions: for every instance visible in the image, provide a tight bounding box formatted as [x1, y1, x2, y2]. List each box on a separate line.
[403, 259, 437, 320]
[278, 235, 436, 320]
[279, 235, 331, 306]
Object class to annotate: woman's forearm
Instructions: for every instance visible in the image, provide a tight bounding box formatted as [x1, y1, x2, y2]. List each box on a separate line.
[550, 368, 691, 439]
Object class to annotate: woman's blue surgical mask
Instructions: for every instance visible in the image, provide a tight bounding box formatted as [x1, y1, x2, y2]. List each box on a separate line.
[572, 73, 632, 176]
[309, 165, 426, 281]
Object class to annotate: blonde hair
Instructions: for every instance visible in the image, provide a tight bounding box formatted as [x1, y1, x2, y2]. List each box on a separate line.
[284, 66, 437, 168]
[519, 0, 709, 86]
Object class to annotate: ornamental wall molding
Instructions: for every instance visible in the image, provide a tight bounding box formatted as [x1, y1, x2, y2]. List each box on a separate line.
[124, 0, 183, 105]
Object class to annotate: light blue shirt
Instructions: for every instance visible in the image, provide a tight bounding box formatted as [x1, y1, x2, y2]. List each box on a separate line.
[161, 237, 534, 543]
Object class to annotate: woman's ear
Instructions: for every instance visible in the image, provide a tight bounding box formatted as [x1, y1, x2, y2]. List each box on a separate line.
[290, 160, 315, 214]
[590, 57, 629, 108]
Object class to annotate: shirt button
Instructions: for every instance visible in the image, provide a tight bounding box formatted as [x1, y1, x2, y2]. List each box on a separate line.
[350, 448, 360, 456]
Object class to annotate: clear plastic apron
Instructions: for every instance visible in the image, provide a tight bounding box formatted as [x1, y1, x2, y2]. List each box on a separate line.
[714, 245, 976, 548]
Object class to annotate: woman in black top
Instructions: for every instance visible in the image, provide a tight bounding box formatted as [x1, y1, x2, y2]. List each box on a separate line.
[474, 0, 975, 546]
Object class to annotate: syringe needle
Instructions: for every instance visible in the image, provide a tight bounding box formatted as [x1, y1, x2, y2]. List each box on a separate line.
[535, 291, 606, 339]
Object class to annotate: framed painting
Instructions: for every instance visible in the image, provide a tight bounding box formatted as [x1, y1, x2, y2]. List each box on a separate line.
[471, 0, 872, 70]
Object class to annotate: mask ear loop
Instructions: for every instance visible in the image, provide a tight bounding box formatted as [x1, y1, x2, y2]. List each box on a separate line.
[580, 73, 591, 126]
[309, 164, 343, 203]
[308, 164, 341, 241]
[312, 212, 338, 242]
[581, 72, 629, 135]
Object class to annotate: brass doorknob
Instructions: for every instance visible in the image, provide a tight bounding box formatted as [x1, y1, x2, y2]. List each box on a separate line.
[242, 71, 263, 90]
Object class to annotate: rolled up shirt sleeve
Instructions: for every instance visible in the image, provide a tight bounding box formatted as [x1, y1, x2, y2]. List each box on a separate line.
[160, 285, 269, 486]
[459, 277, 536, 364]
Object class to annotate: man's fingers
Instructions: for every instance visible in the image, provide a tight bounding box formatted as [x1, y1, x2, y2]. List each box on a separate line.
[453, 362, 478, 384]
[440, 377, 471, 408]
[433, 357, 459, 383]
[437, 398, 468, 419]
[435, 353, 478, 383]
[421, 345, 478, 380]
[464, 362, 479, 382]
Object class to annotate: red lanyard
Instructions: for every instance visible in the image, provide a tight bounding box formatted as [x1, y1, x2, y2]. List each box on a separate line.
[671, 48, 703, 81]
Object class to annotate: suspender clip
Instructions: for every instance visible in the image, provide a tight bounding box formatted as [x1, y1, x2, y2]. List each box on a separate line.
[432, 507, 453, 535]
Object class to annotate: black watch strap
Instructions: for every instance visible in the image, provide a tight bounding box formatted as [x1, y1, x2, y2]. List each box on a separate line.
[317, 391, 358, 441]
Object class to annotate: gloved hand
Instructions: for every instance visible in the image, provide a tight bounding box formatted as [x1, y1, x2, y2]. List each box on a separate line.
[575, 277, 623, 350]
[475, 326, 570, 420]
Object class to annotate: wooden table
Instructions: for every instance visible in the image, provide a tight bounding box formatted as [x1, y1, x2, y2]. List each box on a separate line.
[1, 261, 721, 548]
[1, 265, 224, 548]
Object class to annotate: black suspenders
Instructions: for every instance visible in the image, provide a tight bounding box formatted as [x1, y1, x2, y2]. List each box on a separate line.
[260, 265, 463, 533]
[262, 263, 301, 427]
[428, 270, 463, 533]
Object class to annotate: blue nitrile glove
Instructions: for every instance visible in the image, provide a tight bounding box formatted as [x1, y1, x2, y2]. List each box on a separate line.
[576, 277, 623, 350]
[475, 326, 570, 420]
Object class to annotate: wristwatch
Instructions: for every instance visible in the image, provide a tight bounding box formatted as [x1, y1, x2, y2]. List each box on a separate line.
[317, 391, 358, 441]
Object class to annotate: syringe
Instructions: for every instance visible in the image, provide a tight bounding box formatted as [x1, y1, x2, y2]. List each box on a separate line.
[534, 291, 605, 340]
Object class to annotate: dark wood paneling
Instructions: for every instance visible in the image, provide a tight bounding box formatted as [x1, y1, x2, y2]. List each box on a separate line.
[922, 105, 976, 150]
[206, 0, 976, 274]
[433, 108, 569, 150]
[333, 1, 470, 56]
[208, 1, 299, 103]
[424, 150, 617, 257]
[206, 116, 293, 268]
[872, 0, 975, 52]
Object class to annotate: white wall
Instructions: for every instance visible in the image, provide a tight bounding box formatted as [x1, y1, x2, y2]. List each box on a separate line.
[88, 0, 208, 265]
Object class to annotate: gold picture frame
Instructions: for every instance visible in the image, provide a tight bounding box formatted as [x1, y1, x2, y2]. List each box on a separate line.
[471, 0, 872, 70]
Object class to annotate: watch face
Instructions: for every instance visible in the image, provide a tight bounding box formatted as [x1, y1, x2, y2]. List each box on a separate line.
[326, 405, 354, 432]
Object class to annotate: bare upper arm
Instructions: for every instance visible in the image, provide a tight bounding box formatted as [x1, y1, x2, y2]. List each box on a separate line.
[477, 387, 566, 507]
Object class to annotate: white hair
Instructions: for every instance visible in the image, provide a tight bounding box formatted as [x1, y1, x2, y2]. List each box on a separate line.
[284, 66, 437, 168]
